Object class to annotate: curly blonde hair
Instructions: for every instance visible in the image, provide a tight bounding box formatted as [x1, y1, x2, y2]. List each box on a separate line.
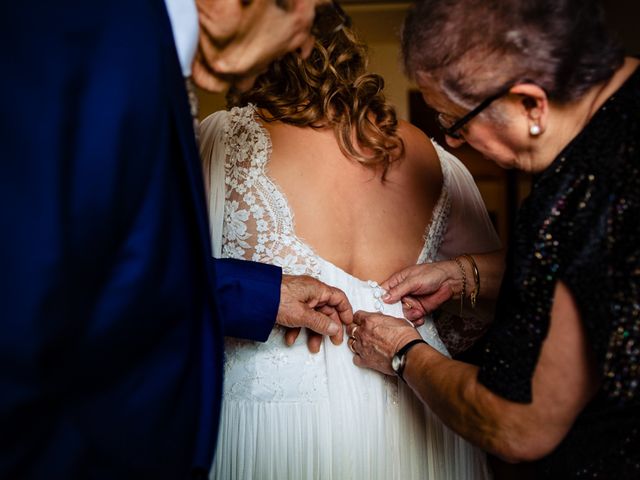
[228, 11, 404, 175]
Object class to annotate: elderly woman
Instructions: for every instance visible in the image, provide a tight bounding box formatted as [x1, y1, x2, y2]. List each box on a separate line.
[348, 0, 640, 477]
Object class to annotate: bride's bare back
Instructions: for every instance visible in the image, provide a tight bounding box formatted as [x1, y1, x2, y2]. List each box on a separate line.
[263, 119, 443, 283]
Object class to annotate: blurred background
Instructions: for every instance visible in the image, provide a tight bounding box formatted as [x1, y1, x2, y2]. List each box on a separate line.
[196, 0, 640, 246]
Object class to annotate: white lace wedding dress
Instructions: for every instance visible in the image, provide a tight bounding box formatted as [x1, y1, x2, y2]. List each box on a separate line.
[200, 105, 500, 480]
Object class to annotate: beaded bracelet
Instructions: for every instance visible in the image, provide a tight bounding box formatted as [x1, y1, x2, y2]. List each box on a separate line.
[460, 254, 480, 308]
[453, 256, 467, 315]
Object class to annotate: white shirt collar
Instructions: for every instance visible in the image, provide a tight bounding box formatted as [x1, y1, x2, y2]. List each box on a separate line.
[163, 0, 199, 77]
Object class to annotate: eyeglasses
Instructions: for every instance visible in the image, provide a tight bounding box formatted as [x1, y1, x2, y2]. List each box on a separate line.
[311, 0, 351, 37]
[436, 86, 511, 140]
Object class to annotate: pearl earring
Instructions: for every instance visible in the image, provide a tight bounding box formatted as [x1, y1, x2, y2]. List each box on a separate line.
[530, 124, 541, 136]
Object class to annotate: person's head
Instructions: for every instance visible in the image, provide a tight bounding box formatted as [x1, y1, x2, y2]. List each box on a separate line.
[401, 0, 624, 171]
[228, 1, 404, 175]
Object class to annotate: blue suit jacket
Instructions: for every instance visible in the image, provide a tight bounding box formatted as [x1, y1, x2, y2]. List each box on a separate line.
[0, 1, 281, 478]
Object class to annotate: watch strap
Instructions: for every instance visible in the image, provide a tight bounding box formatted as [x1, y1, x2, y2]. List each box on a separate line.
[394, 338, 427, 381]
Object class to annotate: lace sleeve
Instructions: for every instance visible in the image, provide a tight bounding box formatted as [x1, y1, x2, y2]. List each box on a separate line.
[200, 106, 320, 278]
[199, 110, 230, 257]
[432, 143, 502, 356]
[434, 143, 501, 260]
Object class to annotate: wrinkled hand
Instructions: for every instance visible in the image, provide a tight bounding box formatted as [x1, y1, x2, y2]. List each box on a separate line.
[193, 0, 317, 92]
[381, 262, 458, 322]
[346, 311, 421, 375]
[278, 275, 353, 353]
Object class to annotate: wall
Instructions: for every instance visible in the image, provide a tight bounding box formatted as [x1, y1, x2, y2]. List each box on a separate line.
[196, 87, 227, 121]
[343, 2, 411, 120]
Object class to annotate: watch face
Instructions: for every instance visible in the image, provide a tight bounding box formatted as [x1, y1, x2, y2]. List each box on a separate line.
[391, 355, 402, 372]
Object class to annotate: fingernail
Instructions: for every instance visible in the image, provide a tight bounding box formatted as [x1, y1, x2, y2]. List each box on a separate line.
[382, 293, 391, 301]
[328, 324, 340, 335]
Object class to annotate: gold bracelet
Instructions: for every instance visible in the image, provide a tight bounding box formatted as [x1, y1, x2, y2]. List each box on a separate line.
[461, 254, 480, 308]
[453, 257, 467, 315]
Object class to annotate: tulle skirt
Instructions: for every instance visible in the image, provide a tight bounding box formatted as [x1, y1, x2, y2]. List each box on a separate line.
[210, 259, 490, 479]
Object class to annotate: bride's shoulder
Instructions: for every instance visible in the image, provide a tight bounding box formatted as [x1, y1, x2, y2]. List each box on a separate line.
[396, 120, 442, 180]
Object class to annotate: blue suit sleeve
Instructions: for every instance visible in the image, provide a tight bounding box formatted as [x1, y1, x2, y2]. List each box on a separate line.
[212, 258, 282, 342]
[0, 1, 227, 476]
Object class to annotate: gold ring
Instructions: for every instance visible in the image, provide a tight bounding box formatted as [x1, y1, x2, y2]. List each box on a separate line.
[348, 337, 357, 354]
[350, 325, 359, 340]
[403, 301, 412, 309]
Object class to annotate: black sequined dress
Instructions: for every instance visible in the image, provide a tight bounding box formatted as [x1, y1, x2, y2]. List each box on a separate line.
[476, 67, 640, 477]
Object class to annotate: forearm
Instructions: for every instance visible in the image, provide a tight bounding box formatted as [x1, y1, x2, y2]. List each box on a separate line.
[438, 250, 504, 325]
[479, 250, 505, 300]
[402, 344, 540, 462]
[458, 250, 505, 302]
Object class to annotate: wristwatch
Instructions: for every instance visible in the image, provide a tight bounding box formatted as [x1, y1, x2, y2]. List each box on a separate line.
[391, 338, 427, 382]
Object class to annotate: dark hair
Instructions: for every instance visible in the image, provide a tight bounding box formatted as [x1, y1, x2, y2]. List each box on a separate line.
[228, 7, 404, 173]
[401, 0, 625, 104]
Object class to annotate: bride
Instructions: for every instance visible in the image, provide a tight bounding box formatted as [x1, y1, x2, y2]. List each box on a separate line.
[199, 5, 499, 479]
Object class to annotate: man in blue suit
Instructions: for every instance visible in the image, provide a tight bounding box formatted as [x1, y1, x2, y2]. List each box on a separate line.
[0, 0, 351, 478]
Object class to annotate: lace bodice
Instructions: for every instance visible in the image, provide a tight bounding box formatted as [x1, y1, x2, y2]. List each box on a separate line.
[219, 105, 450, 275]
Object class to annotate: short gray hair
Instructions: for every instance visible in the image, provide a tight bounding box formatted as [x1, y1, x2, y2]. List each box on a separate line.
[402, 0, 625, 104]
